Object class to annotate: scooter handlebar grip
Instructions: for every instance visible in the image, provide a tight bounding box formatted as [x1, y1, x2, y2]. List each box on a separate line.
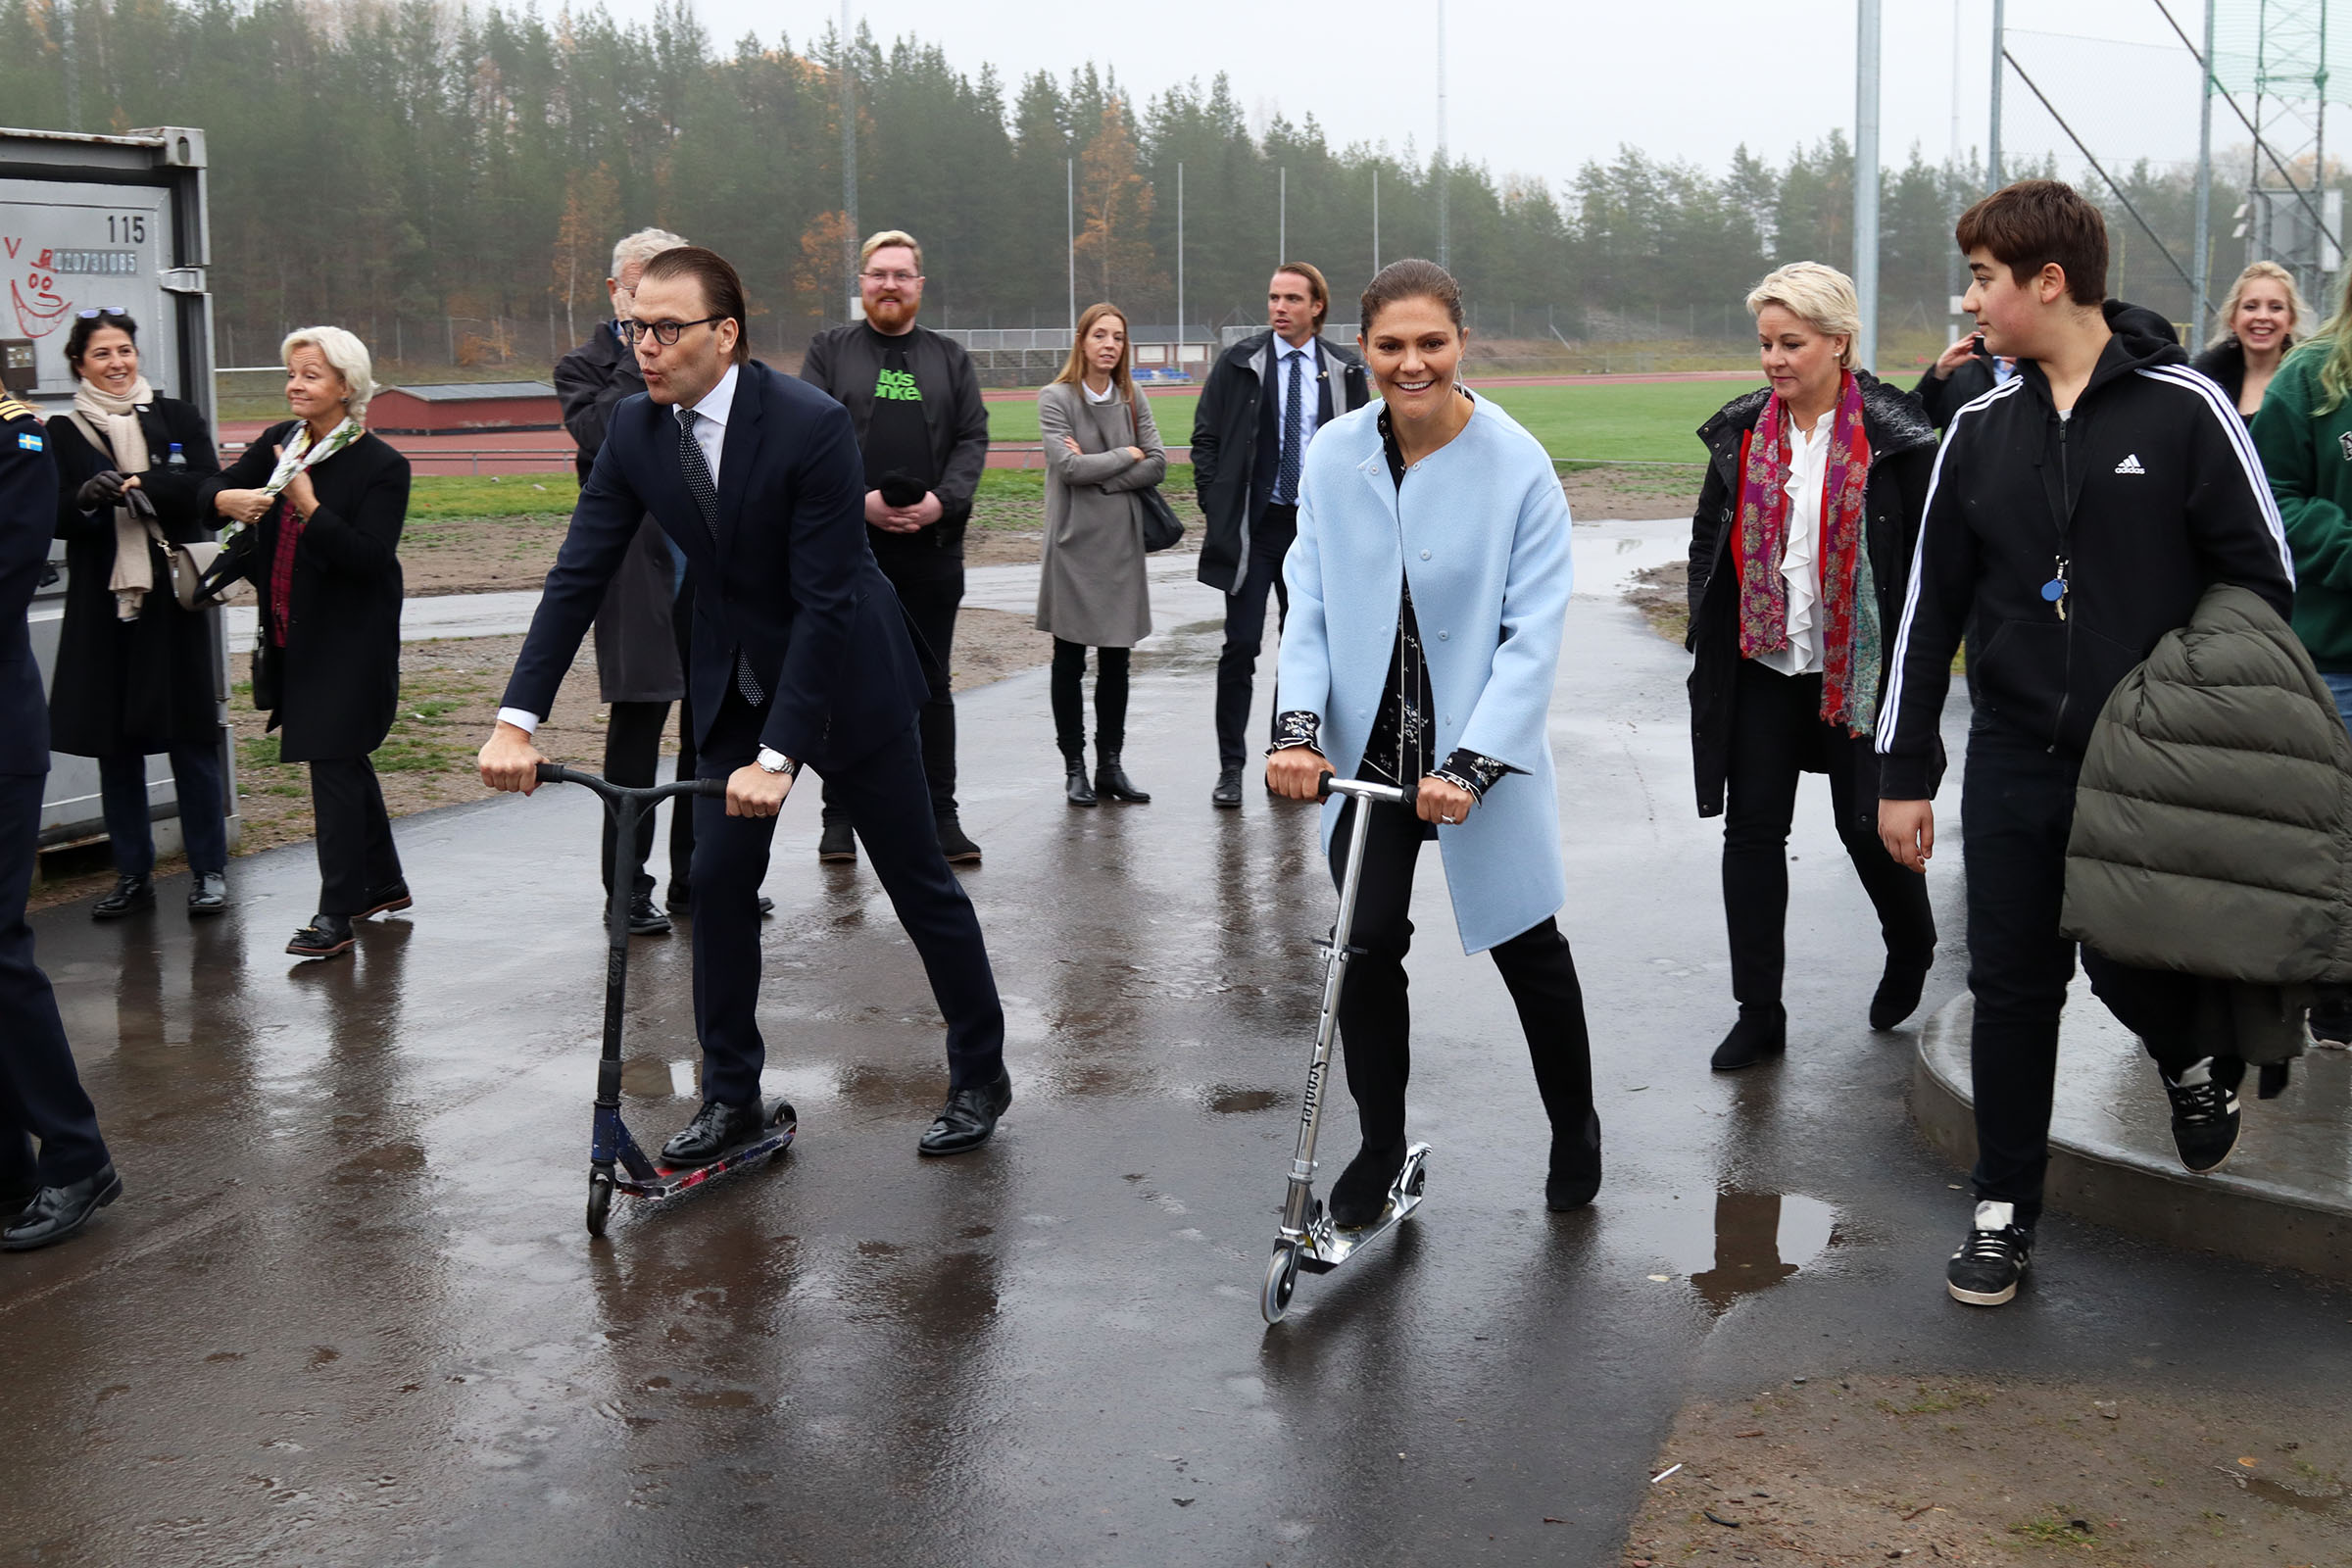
[533, 762, 574, 785]
[1397, 784, 1418, 812]
[692, 779, 730, 798]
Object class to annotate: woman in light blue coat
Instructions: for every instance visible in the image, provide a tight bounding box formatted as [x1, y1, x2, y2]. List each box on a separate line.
[1267, 259, 1598, 1224]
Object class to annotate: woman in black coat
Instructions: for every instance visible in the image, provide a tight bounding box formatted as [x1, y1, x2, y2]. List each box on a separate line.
[201, 326, 411, 960]
[2188, 260, 2305, 421]
[45, 310, 231, 920]
[1686, 264, 1939, 1071]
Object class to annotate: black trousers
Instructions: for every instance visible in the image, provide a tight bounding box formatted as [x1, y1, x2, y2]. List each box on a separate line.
[1721, 658, 1935, 1013]
[600, 699, 672, 901]
[99, 742, 229, 878]
[1961, 722, 2228, 1228]
[825, 539, 963, 823]
[0, 772, 111, 1191]
[1215, 505, 1297, 771]
[666, 578, 699, 897]
[693, 687, 1004, 1106]
[1328, 791, 1595, 1150]
[1052, 640, 1130, 760]
[309, 756, 403, 918]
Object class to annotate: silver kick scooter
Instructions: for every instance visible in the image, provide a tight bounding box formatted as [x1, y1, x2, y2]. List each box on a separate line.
[1262, 775, 1432, 1324]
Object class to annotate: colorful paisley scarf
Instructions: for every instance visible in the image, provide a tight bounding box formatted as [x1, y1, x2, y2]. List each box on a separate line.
[1734, 370, 1882, 736]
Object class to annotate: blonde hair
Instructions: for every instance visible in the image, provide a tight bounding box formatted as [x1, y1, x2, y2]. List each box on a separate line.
[610, 226, 689, 282]
[1745, 262, 1862, 369]
[859, 229, 923, 273]
[281, 325, 374, 419]
[2209, 260, 2307, 350]
[1050, 303, 1135, 402]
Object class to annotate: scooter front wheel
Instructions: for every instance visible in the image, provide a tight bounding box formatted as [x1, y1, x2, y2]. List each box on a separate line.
[1261, 1243, 1300, 1324]
[585, 1169, 615, 1238]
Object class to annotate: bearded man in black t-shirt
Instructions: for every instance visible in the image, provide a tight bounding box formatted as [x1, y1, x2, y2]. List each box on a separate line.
[800, 230, 993, 864]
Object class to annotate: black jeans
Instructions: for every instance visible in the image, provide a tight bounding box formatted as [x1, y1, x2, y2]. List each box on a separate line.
[1215, 505, 1297, 771]
[1960, 722, 2230, 1228]
[99, 742, 228, 878]
[826, 537, 963, 822]
[1052, 640, 1130, 761]
[600, 699, 671, 902]
[309, 756, 404, 918]
[1328, 790, 1595, 1150]
[1721, 658, 1935, 1013]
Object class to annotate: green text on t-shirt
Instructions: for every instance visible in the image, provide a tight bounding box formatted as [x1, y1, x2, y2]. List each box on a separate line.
[875, 368, 922, 402]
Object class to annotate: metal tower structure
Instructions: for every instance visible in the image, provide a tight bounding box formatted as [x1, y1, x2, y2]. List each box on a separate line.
[2218, 0, 2342, 305]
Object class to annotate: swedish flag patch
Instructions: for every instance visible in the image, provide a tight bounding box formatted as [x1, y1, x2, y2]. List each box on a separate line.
[17, 431, 41, 452]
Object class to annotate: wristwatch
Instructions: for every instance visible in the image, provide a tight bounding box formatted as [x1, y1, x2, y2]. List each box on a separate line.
[756, 747, 800, 778]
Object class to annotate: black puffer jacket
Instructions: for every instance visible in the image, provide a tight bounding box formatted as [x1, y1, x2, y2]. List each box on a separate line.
[1686, 369, 1939, 818]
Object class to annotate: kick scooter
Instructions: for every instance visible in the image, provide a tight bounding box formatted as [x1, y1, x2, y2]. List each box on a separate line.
[1261, 775, 1433, 1323]
[532, 763, 796, 1237]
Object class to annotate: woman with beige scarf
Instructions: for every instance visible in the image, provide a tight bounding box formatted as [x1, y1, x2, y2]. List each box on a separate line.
[44, 310, 230, 921]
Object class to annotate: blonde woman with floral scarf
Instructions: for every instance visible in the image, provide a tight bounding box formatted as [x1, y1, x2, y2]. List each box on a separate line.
[43, 310, 230, 921]
[202, 326, 412, 959]
[1686, 264, 1941, 1071]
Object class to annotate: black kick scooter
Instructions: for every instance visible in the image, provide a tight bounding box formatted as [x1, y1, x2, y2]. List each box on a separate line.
[533, 764, 796, 1237]
[1262, 775, 1432, 1323]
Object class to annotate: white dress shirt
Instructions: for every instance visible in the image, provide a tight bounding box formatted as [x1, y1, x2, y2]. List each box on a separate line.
[1757, 407, 1833, 678]
[499, 365, 741, 734]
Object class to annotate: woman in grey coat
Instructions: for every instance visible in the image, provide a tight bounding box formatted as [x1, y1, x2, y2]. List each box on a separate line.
[1036, 303, 1166, 805]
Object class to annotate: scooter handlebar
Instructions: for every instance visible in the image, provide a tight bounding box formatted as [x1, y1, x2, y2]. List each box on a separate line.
[1317, 774, 1418, 811]
[531, 762, 727, 802]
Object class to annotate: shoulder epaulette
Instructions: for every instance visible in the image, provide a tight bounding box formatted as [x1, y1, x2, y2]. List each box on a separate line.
[0, 396, 34, 424]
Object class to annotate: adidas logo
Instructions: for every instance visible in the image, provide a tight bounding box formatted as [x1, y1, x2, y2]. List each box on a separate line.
[2114, 453, 2146, 475]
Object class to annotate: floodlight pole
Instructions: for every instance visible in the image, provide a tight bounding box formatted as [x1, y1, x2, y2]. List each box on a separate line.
[840, 0, 858, 317]
[1066, 157, 1077, 334]
[1177, 162, 1186, 355]
[1988, 0, 2005, 188]
[1280, 166, 1287, 260]
[1437, 0, 1449, 270]
[1855, 0, 1881, 372]
[1373, 166, 1381, 272]
[2192, 0, 2216, 332]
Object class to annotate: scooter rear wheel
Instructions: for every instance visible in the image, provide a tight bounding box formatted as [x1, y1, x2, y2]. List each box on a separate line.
[1261, 1243, 1300, 1324]
[585, 1169, 614, 1238]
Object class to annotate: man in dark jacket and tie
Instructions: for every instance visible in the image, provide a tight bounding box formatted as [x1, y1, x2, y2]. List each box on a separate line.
[1192, 263, 1372, 807]
[479, 247, 1011, 1160]
[0, 392, 122, 1249]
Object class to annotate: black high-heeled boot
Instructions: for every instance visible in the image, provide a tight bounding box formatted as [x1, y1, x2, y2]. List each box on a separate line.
[1064, 755, 1098, 807]
[1094, 753, 1151, 803]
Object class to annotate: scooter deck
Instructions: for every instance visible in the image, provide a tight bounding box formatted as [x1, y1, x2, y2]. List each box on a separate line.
[1290, 1143, 1431, 1274]
[613, 1099, 795, 1200]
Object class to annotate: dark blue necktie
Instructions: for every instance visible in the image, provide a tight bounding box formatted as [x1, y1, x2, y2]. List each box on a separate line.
[1276, 350, 1304, 505]
[677, 407, 765, 708]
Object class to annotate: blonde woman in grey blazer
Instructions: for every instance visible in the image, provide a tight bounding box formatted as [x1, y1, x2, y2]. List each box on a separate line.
[1036, 302, 1166, 805]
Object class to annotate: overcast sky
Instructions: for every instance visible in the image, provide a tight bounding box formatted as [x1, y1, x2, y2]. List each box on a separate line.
[608, 0, 2220, 187]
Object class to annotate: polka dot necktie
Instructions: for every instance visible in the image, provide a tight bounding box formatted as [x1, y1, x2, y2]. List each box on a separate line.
[677, 406, 765, 707]
[1275, 350, 1305, 506]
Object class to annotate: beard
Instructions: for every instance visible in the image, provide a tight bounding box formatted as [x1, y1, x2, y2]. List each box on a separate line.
[865, 295, 916, 330]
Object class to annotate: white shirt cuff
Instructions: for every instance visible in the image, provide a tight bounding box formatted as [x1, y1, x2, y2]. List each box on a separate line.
[496, 707, 541, 736]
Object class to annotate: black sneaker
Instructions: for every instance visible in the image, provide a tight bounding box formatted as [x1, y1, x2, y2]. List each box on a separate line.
[2159, 1056, 2241, 1173]
[1946, 1200, 2033, 1306]
[818, 818, 857, 862]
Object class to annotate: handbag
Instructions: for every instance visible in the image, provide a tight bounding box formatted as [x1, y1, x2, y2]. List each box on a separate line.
[125, 487, 237, 610]
[1127, 400, 1186, 554]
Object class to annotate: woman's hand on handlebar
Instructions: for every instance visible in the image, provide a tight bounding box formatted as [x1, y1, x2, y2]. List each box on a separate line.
[1416, 775, 1476, 826]
[1265, 746, 1334, 801]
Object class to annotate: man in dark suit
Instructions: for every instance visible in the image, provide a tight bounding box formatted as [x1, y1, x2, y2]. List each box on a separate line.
[0, 392, 122, 1249]
[1192, 263, 1372, 807]
[480, 247, 1011, 1159]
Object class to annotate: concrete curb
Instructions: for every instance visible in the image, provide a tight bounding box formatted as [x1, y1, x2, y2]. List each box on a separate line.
[1911, 991, 2352, 1284]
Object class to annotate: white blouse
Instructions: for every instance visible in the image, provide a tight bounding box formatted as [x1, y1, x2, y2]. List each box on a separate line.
[1758, 408, 1834, 678]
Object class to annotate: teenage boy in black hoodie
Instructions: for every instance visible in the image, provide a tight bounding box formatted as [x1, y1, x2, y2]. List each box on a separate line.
[1874, 180, 2297, 1307]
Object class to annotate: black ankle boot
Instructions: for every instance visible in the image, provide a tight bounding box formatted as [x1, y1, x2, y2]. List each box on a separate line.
[1064, 757, 1098, 807]
[1710, 1006, 1788, 1071]
[1545, 1108, 1603, 1210]
[1330, 1140, 1407, 1227]
[1094, 753, 1151, 803]
[1869, 953, 1934, 1031]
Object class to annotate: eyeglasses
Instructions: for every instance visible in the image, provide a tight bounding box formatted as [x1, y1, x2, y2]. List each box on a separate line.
[618, 316, 725, 346]
[76, 307, 129, 319]
[860, 270, 920, 286]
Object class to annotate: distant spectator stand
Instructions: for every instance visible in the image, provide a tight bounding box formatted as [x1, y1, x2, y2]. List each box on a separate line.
[369, 382, 563, 435]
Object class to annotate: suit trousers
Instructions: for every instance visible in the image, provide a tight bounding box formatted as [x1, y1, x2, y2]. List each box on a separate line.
[0, 772, 111, 1191]
[600, 699, 672, 901]
[666, 576, 698, 898]
[692, 687, 1005, 1106]
[824, 539, 963, 824]
[99, 742, 228, 879]
[1215, 505, 1297, 771]
[309, 756, 404, 917]
[1961, 722, 2227, 1229]
[1721, 658, 1936, 1013]
[1328, 789, 1595, 1151]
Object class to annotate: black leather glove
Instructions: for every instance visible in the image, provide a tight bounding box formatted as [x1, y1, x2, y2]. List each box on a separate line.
[75, 469, 127, 510]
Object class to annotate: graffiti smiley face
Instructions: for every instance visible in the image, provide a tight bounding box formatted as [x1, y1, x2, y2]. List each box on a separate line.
[6, 244, 72, 337]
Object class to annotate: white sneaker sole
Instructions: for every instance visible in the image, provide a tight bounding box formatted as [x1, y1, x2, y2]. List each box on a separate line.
[1947, 1278, 2018, 1306]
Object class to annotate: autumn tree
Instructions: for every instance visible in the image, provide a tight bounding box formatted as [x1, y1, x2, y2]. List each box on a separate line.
[551, 163, 621, 345]
[1074, 98, 1164, 310]
[793, 211, 856, 320]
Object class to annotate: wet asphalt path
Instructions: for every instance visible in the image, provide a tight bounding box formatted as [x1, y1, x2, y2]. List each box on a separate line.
[7, 590, 2350, 1567]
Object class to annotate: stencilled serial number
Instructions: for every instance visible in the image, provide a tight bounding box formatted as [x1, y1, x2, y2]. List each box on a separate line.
[49, 250, 140, 275]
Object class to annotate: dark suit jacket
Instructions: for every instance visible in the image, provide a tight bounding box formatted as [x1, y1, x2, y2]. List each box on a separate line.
[1, 397, 56, 776]
[503, 361, 927, 770]
[556, 323, 685, 705]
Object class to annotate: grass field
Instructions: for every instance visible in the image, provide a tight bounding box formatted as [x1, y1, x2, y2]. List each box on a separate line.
[981, 378, 1731, 466]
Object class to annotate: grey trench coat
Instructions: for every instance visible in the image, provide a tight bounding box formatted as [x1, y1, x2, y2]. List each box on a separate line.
[1035, 380, 1165, 649]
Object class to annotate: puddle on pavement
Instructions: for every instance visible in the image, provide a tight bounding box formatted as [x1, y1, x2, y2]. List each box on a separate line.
[2238, 1473, 2351, 1519]
[1643, 1190, 1840, 1315]
[619, 1055, 692, 1100]
[1204, 1086, 1284, 1114]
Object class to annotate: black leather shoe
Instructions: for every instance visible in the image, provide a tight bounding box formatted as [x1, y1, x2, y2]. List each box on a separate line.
[918, 1069, 1013, 1155]
[664, 887, 772, 917]
[1330, 1140, 1407, 1227]
[662, 1099, 766, 1166]
[818, 818, 857, 862]
[1710, 1007, 1788, 1071]
[935, 814, 982, 863]
[1869, 954, 1934, 1031]
[91, 874, 154, 921]
[1095, 754, 1151, 803]
[358, 881, 413, 918]
[1064, 759, 1098, 807]
[626, 893, 672, 936]
[286, 912, 356, 959]
[1211, 766, 1244, 808]
[1546, 1109, 1603, 1210]
[187, 871, 228, 917]
[0, 1181, 38, 1217]
[1, 1164, 122, 1251]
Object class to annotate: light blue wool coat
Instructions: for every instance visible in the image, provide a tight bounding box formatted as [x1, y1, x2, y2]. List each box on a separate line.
[1277, 394, 1574, 954]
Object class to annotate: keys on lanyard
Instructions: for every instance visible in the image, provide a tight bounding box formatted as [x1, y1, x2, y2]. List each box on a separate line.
[2041, 556, 2071, 621]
